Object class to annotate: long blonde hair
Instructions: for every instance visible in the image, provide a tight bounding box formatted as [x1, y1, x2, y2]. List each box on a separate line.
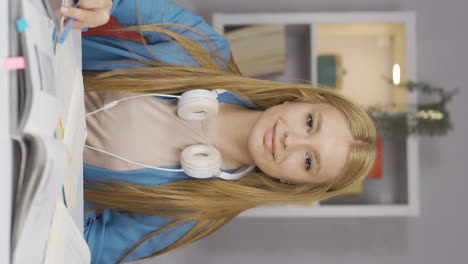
[83, 23, 378, 263]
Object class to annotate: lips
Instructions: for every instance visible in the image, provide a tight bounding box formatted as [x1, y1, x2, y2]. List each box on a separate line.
[264, 122, 277, 158]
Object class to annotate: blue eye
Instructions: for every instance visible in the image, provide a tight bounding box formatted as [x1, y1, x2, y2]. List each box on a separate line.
[307, 114, 314, 131]
[305, 153, 313, 171]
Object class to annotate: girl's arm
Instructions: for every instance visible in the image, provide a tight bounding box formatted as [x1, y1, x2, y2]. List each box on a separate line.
[81, 0, 231, 70]
[85, 208, 197, 263]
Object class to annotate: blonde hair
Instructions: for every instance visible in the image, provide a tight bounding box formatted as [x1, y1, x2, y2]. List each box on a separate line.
[83, 23, 377, 263]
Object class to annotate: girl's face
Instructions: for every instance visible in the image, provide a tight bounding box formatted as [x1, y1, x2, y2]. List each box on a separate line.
[247, 101, 354, 184]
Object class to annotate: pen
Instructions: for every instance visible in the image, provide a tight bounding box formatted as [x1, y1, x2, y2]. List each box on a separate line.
[58, 4, 80, 44]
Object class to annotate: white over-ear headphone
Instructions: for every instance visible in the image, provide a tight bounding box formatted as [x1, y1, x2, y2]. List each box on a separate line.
[85, 89, 256, 180]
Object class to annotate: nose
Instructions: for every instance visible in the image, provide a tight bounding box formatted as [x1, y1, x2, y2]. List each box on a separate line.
[281, 131, 311, 152]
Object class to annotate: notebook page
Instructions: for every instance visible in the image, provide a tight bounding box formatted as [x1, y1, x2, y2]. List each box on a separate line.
[62, 72, 86, 230]
[44, 198, 91, 264]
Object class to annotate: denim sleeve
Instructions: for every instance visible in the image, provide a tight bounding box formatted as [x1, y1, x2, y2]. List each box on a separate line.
[84, 207, 197, 264]
[82, 0, 231, 70]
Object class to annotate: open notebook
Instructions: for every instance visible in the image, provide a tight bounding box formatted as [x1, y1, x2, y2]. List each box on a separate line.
[11, 0, 88, 263]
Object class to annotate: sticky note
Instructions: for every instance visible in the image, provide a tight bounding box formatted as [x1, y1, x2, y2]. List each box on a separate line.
[16, 18, 29, 33]
[3, 56, 26, 70]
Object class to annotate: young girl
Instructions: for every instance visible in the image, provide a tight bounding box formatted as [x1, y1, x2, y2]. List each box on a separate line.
[63, 0, 377, 263]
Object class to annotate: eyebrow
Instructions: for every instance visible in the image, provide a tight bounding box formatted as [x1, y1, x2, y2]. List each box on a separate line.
[313, 113, 322, 177]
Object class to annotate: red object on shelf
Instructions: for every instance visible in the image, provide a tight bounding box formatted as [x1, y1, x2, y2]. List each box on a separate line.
[367, 136, 383, 178]
[82, 16, 147, 44]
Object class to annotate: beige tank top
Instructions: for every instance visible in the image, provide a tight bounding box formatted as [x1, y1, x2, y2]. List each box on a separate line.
[83, 90, 219, 171]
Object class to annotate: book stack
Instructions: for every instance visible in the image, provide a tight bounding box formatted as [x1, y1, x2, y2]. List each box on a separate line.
[340, 136, 384, 196]
[224, 24, 287, 77]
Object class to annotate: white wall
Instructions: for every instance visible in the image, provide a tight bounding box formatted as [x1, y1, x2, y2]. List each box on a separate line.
[317, 35, 393, 108]
[144, 0, 468, 263]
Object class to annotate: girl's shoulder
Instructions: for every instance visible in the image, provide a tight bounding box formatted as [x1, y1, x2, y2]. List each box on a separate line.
[83, 0, 231, 71]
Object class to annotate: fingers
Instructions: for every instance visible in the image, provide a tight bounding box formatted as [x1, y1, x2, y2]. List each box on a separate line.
[77, 0, 113, 10]
[61, 6, 110, 29]
[63, 18, 86, 30]
[60, 0, 112, 29]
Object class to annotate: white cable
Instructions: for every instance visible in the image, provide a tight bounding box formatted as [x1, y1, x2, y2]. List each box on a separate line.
[83, 90, 228, 174]
[85, 101, 118, 117]
[84, 145, 184, 172]
[85, 93, 181, 117]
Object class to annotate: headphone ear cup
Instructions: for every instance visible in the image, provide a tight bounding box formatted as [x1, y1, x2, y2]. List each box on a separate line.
[177, 89, 219, 120]
[180, 145, 222, 179]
